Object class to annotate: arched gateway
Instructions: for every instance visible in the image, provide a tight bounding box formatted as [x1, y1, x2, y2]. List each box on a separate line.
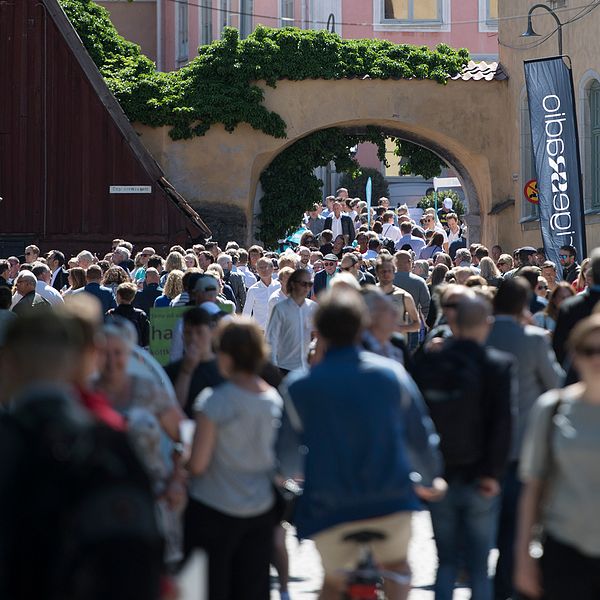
[137, 66, 510, 246]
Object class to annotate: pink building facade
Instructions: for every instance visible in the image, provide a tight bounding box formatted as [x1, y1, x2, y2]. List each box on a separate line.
[98, 0, 498, 73]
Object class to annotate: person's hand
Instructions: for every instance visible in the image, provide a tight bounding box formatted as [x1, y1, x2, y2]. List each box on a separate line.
[478, 477, 501, 498]
[424, 337, 445, 353]
[514, 553, 543, 599]
[414, 477, 447, 502]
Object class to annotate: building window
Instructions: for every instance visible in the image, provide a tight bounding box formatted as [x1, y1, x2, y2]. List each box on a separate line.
[200, 0, 213, 45]
[240, 0, 253, 38]
[281, 0, 294, 27]
[177, 0, 189, 64]
[220, 0, 230, 33]
[383, 0, 442, 23]
[584, 79, 600, 210]
[521, 94, 539, 219]
[478, 0, 497, 31]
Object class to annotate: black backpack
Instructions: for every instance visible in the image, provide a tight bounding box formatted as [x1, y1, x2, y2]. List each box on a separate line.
[0, 389, 163, 600]
[412, 346, 486, 468]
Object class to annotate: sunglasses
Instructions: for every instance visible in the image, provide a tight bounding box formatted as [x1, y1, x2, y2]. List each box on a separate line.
[559, 254, 570, 259]
[577, 346, 600, 357]
[323, 261, 337, 266]
[537, 285, 548, 290]
[298, 281, 313, 287]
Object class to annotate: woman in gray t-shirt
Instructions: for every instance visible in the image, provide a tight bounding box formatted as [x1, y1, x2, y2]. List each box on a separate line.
[185, 317, 282, 600]
[515, 314, 600, 600]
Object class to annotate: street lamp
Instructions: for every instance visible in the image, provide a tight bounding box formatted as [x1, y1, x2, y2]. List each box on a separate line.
[326, 13, 335, 34]
[521, 3, 564, 56]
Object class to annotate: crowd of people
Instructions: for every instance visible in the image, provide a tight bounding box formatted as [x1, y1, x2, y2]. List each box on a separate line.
[1, 188, 600, 600]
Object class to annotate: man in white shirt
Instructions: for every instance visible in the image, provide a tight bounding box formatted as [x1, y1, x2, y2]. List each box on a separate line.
[32, 263, 64, 306]
[242, 257, 280, 330]
[381, 211, 401, 244]
[446, 213, 463, 245]
[266, 268, 316, 374]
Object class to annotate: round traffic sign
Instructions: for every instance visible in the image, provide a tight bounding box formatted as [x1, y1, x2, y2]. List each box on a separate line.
[524, 179, 539, 204]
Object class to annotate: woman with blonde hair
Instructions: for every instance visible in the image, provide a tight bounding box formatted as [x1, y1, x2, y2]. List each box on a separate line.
[479, 256, 502, 287]
[165, 251, 187, 274]
[154, 270, 184, 308]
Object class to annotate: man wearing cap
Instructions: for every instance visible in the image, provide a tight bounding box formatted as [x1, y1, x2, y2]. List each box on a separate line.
[437, 198, 454, 231]
[12, 271, 50, 316]
[503, 247, 537, 280]
[313, 254, 339, 297]
[131, 247, 155, 283]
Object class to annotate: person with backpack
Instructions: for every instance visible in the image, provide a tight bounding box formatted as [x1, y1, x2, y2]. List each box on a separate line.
[412, 293, 514, 600]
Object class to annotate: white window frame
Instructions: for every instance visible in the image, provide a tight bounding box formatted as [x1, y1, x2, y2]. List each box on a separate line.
[199, 0, 213, 46]
[239, 0, 253, 38]
[176, 0, 189, 64]
[220, 0, 231, 33]
[579, 71, 600, 212]
[373, 0, 450, 33]
[280, 0, 294, 27]
[478, 0, 498, 32]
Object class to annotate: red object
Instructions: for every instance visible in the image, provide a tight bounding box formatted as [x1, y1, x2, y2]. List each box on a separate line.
[347, 583, 379, 599]
[78, 387, 126, 431]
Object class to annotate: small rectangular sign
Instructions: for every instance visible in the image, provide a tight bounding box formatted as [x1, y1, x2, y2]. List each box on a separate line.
[109, 185, 152, 194]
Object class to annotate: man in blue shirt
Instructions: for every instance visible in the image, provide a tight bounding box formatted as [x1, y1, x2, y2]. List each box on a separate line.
[279, 288, 444, 600]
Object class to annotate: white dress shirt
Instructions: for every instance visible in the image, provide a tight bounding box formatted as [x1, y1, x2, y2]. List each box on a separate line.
[265, 297, 316, 371]
[35, 280, 64, 306]
[242, 278, 280, 329]
[330, 215, 343, 239]
[267, 288, 287, 323]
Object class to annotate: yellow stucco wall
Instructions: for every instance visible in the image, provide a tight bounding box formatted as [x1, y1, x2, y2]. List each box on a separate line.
[498, 1, 600, 256]
[136, 76, 509, 245]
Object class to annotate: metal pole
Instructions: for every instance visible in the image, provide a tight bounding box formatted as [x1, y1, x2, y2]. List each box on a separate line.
[526, 3, 564, 56]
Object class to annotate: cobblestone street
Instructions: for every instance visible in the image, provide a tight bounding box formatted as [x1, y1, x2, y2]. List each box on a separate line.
[271, 512, 473, 599]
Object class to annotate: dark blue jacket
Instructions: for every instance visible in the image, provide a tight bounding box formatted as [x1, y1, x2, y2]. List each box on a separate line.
[74, 282, 117, 314]
[279, 346, 441, 538]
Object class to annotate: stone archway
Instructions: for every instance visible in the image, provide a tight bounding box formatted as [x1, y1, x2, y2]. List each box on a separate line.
[249, 120, 486, 245]
[136, 76, 510, 246]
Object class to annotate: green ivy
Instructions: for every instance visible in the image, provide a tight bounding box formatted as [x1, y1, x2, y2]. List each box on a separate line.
[417, 190, 465, 216]
[338, 168, 390, 205]
[60, 0, 470, 243]
[394, 140, 445, 180]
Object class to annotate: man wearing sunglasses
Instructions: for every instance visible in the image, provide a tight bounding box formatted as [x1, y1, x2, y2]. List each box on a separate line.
[313, 254, 339, 297]
[558, 244, 580, 285]
[266, 268, 316, 375]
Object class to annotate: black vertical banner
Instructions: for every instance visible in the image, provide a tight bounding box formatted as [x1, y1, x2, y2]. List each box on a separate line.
[524, 57, 586, 272]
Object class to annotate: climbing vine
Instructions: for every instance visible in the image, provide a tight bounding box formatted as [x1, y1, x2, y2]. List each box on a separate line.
[61, 0, 469, 243]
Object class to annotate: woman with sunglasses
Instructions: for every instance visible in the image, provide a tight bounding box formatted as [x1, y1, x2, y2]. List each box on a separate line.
[515, 314, 600, 599]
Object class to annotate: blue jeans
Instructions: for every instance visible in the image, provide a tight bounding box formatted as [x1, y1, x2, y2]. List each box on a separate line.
[429, 480, 499, 600]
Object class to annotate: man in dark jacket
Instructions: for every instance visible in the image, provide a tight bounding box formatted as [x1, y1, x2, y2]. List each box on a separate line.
[554, 247, 600, 367]
[74, 265, 117, 314]
[133, 268, 162, 315]
[12, 271, 50, 316]
[47, 250, 70, 291]
[323, 200, 355, 245]
[412, 293, 514, 600]
[559, 244, 581, 284]
[279, 288, 443, 600]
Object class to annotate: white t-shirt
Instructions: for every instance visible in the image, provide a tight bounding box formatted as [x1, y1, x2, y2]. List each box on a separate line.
[330, 216, 343, 239]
